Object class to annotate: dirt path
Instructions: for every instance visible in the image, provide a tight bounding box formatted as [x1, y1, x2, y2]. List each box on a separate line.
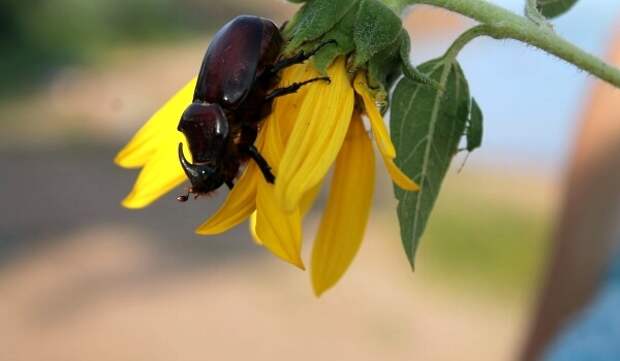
[1, 221, 527, 361]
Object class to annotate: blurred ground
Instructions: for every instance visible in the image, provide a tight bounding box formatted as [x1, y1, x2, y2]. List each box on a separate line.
[1, 219, 528, 361]
[0, 226, 530, 361]
[0, 146, 554, 360]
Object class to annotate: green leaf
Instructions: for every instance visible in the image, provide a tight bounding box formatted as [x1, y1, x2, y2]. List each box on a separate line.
[353, 0, 402, 66]
[536, 0, 579, 18]
[284, 0, 358, 51]
[466, 98, 483, 151]
[390, 58, 473, 268]
[525, 0, 551, 27]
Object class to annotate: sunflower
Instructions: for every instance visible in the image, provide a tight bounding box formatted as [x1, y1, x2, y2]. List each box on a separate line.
[115, 57, 418, 296]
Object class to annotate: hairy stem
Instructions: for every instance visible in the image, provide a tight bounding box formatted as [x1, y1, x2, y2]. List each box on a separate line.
[443, 25, 499, 59]
[385, 0, 620, 87]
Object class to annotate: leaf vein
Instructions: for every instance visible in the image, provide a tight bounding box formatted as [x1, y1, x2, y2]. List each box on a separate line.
[410, 61, 453, 257]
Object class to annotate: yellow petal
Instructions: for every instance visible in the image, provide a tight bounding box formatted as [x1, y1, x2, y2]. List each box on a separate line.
[250, 63, 324, 259]
[300, 182, 322, 216]
[311, 116, 375, 296]
[273, 64, 326, 217]
[353, 73, 396, 159]
[195, 162, 260, 235]
[121, 133, 188, 209]
[115, 78, 197, 168]
[272, 64, 317, 139]
[353, 73, 419, 192]
[383, 157, 420, 191]
[249, 211, 261, 245]
[195, 128, 267, 235]
[276, 58, 355, 211]
[255, 180, 305, 269]
[253, 113, 305, 269]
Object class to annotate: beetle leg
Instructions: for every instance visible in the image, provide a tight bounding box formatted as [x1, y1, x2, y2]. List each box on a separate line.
[246, 145, 275, 184]
[265, 77, 330, 101]
[177, 189, 191, 202]
[269, 39, 337, 74]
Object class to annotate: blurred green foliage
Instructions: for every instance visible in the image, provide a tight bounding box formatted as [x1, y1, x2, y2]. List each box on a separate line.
[0, 0, 266, 96]
[418, 179, 551, 299]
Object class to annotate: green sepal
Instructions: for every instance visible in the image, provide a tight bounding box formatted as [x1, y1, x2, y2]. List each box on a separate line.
[352, 0, 402, 67]
[311, 44, 345, 73]
[311, 2, 358, 73]
[368, 37, 400, 87]
[283, 0, 359, 53]
[284, 0, 407, 93]
[366, 37, 401, 113]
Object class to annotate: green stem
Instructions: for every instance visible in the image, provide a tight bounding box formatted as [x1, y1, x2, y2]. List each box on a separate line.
[443, 25, 498, 59]
[387, 0, 620, 87]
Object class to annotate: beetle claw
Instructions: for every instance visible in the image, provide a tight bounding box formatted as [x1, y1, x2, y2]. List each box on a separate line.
[177, 186, 192, 202]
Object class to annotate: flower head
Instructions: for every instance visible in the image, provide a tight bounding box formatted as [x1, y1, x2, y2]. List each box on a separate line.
[115, 0, 428, 295]
[116, 56, 418, 295]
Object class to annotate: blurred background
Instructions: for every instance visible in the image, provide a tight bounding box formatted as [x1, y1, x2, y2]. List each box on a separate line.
[1, 0, 619, 360]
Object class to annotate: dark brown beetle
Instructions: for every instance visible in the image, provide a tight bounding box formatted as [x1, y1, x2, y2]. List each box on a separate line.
[177, 15, 331, 201]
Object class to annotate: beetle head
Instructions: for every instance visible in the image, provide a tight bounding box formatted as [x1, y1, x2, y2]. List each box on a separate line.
[178, 143, 225, 196]
[177, 103, 229, 197]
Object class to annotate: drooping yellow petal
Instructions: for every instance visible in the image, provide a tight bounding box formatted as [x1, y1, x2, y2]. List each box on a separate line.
[248, 65, 328, 268]
[384, 157, 420, 191]
[249, 212, 261, 245]
[115, 78, 197, 169]
[311, 116, 375, 296]
[276, 58, 355, 211]
[252, 112, 305, 269]
[353, 73, 419, 192]
[121, 133, 188, 209]
[195, 162, 260, 235]
[353, 74, 395, 158]
[195, 126, 268, 235]
[255, 180, 305, 269]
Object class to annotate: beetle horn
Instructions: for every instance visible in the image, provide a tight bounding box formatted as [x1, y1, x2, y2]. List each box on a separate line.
[178, 143, 201, 180]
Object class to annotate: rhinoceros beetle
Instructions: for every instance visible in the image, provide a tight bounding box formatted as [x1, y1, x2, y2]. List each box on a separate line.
[177, 15, 331, 201]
